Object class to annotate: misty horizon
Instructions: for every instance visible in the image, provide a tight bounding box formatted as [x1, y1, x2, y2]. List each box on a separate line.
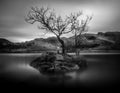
[1, 0, 120, 42]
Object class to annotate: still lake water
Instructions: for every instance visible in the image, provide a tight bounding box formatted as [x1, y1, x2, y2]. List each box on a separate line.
[0, 53, 120, 88]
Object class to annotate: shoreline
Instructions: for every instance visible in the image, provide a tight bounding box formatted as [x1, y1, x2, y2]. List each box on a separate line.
[0, 51, 120, 55]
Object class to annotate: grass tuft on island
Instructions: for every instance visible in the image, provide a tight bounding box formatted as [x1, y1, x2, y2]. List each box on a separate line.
[30, 52, 87, 75]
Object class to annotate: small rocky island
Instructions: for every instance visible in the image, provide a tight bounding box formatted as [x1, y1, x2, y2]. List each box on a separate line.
[30, 52, 87, 75]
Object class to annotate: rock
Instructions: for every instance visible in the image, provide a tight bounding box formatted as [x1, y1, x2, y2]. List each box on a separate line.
[30, 52, 87, 75]
[64, 55, 73, 62]
[55, 54, 64, 61]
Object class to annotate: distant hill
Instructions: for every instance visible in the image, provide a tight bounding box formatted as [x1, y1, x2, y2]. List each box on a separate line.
[0, 38, 12, 45]
[0, 38, 13, 52]
[0, 31, 120, 53]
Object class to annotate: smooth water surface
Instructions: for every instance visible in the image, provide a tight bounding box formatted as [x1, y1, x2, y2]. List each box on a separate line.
[0, 53, 120, 88]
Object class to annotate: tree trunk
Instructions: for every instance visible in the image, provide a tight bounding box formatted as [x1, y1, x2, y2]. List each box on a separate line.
[57, 36, 65, 55]
[75, 32, 78, 56]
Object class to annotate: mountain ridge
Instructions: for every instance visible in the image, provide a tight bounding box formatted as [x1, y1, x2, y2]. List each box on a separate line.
[0, 31, 120, 53]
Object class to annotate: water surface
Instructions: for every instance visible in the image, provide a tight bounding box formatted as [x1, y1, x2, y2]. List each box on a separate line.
[0, 53, 120, 88]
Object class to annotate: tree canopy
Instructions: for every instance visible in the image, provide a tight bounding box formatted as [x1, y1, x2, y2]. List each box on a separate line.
[25, 6, 93, 55]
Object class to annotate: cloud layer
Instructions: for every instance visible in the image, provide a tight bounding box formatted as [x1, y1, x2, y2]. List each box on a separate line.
[0, 0, 120, 42]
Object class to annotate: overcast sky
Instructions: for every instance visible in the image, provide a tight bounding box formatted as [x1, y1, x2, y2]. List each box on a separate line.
[0, 0, 120, 42]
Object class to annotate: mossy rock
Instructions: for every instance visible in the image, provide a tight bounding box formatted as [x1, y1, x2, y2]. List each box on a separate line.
[30, 52, 87, 75]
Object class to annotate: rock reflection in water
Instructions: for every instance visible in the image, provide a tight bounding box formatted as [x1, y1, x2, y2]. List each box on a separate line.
[0, 53, 120, 88]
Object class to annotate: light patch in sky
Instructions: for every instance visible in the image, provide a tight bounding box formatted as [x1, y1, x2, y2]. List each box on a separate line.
[8, 25, 57, 42]
[0, 0, 120, 42]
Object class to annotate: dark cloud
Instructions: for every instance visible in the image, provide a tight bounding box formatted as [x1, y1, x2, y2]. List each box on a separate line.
[0, 0, 120, 42]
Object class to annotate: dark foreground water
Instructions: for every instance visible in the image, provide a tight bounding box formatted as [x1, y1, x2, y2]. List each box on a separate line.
[0, 53, 120, 90]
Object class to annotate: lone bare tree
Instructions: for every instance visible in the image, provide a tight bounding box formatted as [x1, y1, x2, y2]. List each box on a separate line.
[25, 7, 72, 55]
[68, 12, 93, 56]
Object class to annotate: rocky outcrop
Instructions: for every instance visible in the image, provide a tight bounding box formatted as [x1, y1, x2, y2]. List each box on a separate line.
[30, 52, 87, 75]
